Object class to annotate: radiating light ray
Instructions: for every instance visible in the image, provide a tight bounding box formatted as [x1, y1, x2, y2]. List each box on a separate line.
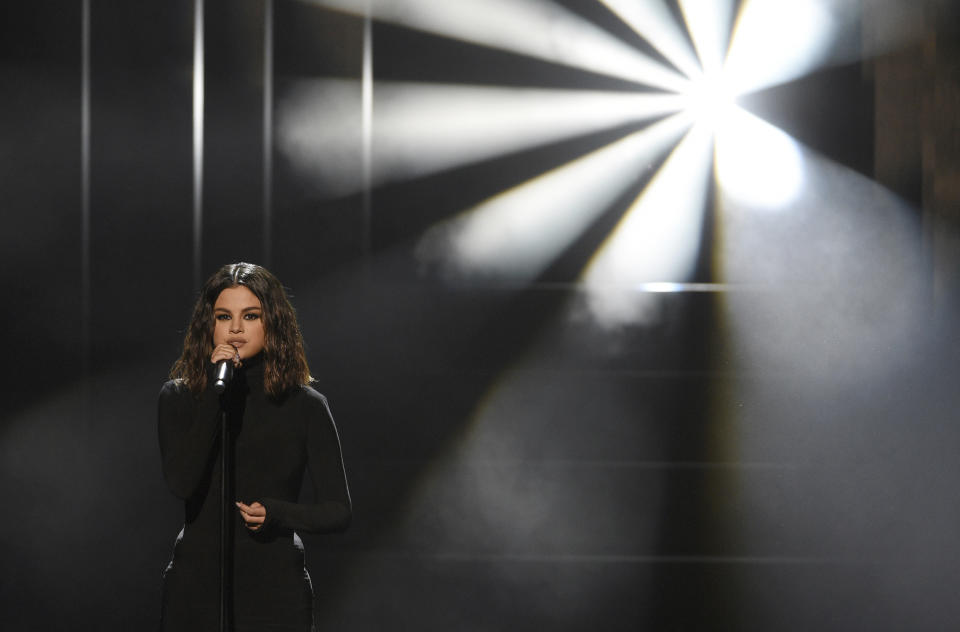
[278, 79, 689, 197]
[724, 0, 929, 98]
[595, 0, 702, 79]
[303, 0, 688, 91]
[725, 0, 838, 95]
[678, 0, 736, 77]
[415, 113, 694, 282]
[715, 106, 804, 209]
[716, 141, 925, 376]
[580, 121, 715, 327]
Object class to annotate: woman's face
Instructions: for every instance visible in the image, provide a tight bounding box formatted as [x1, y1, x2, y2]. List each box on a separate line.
[213, 285, 265, 359]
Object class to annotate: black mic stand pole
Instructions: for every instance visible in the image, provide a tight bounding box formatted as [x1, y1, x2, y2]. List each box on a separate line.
[215, 357, 234, 632]
[219, 404, 231, 632]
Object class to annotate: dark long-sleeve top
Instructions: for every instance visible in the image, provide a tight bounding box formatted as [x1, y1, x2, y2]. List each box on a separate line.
[157, 354, 351, 629]
[158, 354, 351, 534]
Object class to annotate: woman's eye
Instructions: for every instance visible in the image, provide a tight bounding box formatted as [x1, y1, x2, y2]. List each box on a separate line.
[216, 314, 230, 321]
[244, 313, 261, 320]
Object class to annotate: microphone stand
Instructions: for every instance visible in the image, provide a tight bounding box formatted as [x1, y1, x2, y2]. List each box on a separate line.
[215, 356, 236, 631]
[218, 404, 231, 632]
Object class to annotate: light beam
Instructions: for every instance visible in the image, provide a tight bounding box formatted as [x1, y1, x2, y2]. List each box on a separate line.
[580, 121, 716, 327]
[678, 0, 736, 77]
[725, 0, 837, 95]
[278, 80, 688, 197]
[303, 0, 688, 91]
[596, 0, 702, 79]
[415, 113, 694, 283]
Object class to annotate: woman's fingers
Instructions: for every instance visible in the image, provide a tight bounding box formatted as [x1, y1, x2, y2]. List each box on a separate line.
[236, 501, 266, 516]
[235, 501, 266, 530]
[210, 344, 242, 367]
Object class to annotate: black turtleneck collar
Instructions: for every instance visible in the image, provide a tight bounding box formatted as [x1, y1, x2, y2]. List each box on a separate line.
[237, 352, 266, 391]
[206, 352, 266, 395]
[239, 351, 265, 376]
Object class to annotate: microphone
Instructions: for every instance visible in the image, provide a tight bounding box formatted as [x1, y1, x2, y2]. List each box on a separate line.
[214, 359, 233, 393]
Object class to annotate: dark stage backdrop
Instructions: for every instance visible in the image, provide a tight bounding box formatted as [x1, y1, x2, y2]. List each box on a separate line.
[2, 2, 959, 631]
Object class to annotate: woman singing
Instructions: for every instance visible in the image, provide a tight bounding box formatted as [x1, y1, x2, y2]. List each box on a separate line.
[158, 262, 351, 631]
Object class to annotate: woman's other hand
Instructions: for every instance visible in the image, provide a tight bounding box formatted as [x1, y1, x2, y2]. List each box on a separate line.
[236, 501, 266, 531]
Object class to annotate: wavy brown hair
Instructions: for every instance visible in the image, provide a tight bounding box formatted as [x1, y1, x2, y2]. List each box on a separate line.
[170, 262, 312, 398]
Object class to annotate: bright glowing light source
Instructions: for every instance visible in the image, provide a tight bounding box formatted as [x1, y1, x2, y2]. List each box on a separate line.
[279, 79, 688, 197]
[682, 71, 737, 130]
[580, 121, 715, 327]
[715, 107, 804, 209]
[415, 113, 694, 282]
[673, 0, 740, 132]
[725, 0, 835, 95]
[305, 0, 688, 91]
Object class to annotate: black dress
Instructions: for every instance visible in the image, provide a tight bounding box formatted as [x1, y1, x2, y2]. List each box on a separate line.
[158, 354, 351, 631]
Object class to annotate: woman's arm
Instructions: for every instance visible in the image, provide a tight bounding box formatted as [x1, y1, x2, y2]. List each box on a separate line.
[260, 390, 352, 533]
[157, 380, 222, 500]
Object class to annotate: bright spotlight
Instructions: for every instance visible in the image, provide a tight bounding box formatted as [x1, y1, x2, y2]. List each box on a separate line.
[682, 71, 737, 130]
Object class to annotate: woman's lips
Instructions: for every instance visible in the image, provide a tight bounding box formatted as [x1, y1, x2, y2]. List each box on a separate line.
[227, 340, 245, 346]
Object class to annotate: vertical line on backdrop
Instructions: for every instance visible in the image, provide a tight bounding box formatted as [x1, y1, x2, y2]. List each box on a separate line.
[193, 0, 205, 287]
[81, 0, 92, 416]
[361, 4, 373, 256]
[263, 0, 274, 267]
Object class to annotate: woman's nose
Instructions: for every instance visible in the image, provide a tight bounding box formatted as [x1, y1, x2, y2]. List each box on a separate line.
[230, 320, 243, 333]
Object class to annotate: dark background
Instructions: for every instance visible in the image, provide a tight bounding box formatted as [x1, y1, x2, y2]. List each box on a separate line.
[2, 1, 959, 630]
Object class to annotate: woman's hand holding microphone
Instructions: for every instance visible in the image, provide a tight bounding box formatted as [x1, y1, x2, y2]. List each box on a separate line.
[210, 343, 242, 368]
